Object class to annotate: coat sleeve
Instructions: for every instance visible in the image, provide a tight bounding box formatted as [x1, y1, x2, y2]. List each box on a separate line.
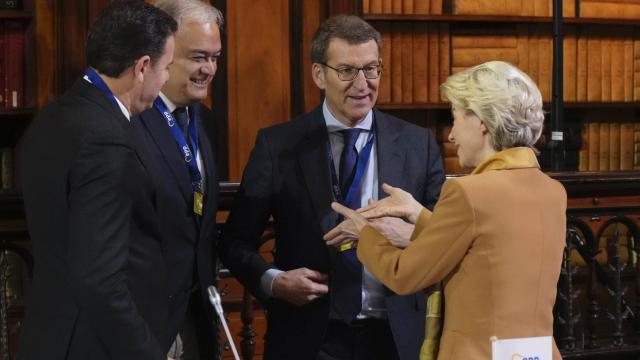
[67, 129, 163, 360]
[218, 129, 276, 302]
[357, 179, 475, 295]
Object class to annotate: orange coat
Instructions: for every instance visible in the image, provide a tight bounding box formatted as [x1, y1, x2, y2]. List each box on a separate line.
[358, 147, 566, 359]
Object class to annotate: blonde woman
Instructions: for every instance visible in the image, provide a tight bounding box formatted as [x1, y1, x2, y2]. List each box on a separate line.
[325, 61, 566, 359]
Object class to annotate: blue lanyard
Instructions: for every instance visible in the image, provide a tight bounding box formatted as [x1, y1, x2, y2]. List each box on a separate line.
[83, 67, 119, 107]
[327, 124, 376, 208]
[153, 97, 203, 193]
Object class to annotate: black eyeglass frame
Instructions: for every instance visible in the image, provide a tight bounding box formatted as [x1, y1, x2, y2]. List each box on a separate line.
[319, 62, 383, 81]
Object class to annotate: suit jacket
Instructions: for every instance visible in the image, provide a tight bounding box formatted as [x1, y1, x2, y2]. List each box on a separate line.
[219, 106, 445, 360]
[358, 147, 566, 360]
[132, 103, 219, 358]
[18, 78, 168, 360]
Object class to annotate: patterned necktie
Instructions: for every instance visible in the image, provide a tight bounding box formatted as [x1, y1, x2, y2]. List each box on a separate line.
[332, 128, 364, 323]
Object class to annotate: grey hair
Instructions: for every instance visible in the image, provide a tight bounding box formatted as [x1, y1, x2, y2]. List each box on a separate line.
[153, 0, 224, 30]
[440, 61, 544, 151]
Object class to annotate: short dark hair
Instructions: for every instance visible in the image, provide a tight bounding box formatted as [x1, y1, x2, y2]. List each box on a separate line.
[86, 0, 177, 77]
[310, 15, 381, 64]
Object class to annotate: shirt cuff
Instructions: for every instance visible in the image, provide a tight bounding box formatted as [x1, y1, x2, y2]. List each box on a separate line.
[260, 268, 283, 299]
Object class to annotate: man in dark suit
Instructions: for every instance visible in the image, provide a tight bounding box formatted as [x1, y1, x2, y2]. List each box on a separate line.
[18, 2, 176, 359]
[219, 15, 445, 360]
[131, 1, 223, 359]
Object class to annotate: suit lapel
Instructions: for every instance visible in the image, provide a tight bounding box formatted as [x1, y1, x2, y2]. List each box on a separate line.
[296, 108, 339, 240]
[139, 107, 193, 204]
[375, 109, 405, 199]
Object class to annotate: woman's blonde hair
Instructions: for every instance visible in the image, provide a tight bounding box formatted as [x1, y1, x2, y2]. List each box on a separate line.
[440, 61, 544, 151]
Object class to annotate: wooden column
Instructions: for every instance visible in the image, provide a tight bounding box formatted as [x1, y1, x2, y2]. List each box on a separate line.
[226, 0, 291, 180]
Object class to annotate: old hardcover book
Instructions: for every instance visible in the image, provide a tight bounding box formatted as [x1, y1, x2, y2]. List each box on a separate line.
[529, 27, 540, 89]
[523, 0, 535, 15]
[601, 35, 612, 102]
[586, 34, 602, 102]
[576, 30, 588, 101]
[439, 24, 450, 91]
[516, 25, 529, 75]
[413, 23, 429, 103]
[363, 0, 371, 13]
[403, 0, 414, 14]
[538, 26, 552, 101]
[428, 24, 440, 103]
[401, 23, 414, 103]
[563, 26, 577, 102]
[382, 0, 393, 13]
[609, 122, 621, 170]
[379, 23, 392, 103]
[580, 0, 640, 20]
[588, 122, 600, 171]
[414, 0, 430, 14]
[393, 0, 403, 14]
[623, 29, 633, 101]
[430, 0, 443, 14]
[611, 36, 625, 102]
[452, 48, 519, 68]
[599, 123, 610, 171]
[391, 23, 403, 103]
[563, 0, 575, 17]
[620, 122, 634, 170]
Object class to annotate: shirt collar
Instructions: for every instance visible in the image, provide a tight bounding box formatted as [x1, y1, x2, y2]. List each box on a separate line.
[471, 147, 540, 175]
[322, 99, 373, 133]
[83, 75, 131, 121]
[159, 92, 178, 113]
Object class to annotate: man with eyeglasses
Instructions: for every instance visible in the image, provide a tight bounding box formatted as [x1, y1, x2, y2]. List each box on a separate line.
[220, 15, 444, 360]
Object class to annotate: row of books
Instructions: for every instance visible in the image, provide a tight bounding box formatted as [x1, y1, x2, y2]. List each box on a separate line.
[449, 25, 555, 100]
[449, 0, 574, 16]
[363, 0, 574, 16]
[376, 22, 640, 104]
[378, 23, 449, 104]
[1, 147, 12, 190]
[578, 122, 640, 172]
[564, 26, 638, 102]
[0, 21, 25, 109]
[363, 0, 442, 14]
[580, 0, 640, 20]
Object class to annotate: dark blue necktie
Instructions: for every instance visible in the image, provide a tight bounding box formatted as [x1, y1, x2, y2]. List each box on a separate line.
[173, 107, 196, 154]
[172, 107, 189, 137]
[332, 128, 364, 323]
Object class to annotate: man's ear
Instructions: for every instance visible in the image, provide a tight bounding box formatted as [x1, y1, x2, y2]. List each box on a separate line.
[133, 55, 152, 83]
[311, 63, 326, 90]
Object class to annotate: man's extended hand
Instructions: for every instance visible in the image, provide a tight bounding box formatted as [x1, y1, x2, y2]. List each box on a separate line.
[272, 268, 329, 306]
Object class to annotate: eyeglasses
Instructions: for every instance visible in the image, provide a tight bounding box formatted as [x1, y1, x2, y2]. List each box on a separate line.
[320, 62, 383, 81]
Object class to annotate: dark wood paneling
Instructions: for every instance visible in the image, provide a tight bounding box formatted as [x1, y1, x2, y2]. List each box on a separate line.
[226, 0, 291, 180]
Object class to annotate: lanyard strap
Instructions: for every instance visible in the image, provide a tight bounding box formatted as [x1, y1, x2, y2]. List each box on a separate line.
[153, 97, 203, 193]
[328, 124, 376, 207]
[83, 67, 118, 107]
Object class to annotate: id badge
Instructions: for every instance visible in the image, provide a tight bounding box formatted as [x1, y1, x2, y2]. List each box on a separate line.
[193, 191, 204, 216]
